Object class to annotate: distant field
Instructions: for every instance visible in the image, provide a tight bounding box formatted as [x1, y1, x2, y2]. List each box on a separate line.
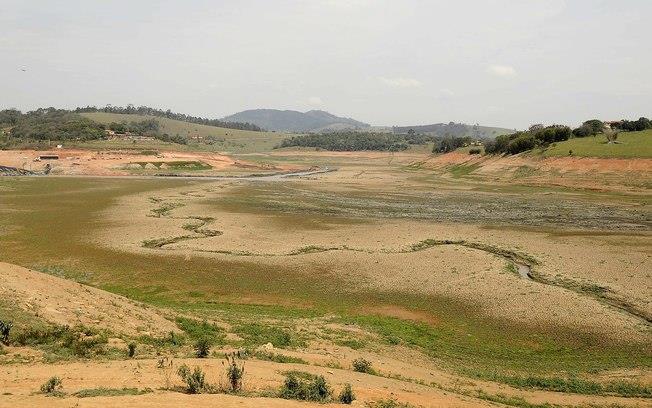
[540, 129, 652, 158]
[80, 112, 288, 153]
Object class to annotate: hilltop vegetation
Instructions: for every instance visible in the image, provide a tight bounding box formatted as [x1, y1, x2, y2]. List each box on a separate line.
[222, 109, 369, 132]
[76, 105, 262, 132]
[81, 112, 287, 153]
[541, 129, 652, 158]
[393, 122, 513, 139]
[0, 108, 105, 148]
[483, 117, 651, 156]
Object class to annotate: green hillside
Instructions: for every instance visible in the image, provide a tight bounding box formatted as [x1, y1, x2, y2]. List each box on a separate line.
[540, 129, 652, 158]
[81, 112, 287, 153]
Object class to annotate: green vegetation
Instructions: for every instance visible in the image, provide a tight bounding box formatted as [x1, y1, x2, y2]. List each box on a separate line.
[338, 383, 355, 404]
[40, 376, 63, 396]
[0, 108, 104, 148]
[277, 131, 410, 151]
[485, 125, 571, 155]
[251, 350, 308, 364]
[73, 387, 152, 398]
[352, 358, 375, 374]
[233, 323, 303, 349]
[366, 399, 417, 408]
[177, 364, 207, 394]
[81, 112, 287, 153]
[474, 372, 651, 397]
[224, 353, 245, 393]
[194, 337, 212, 358]
[541, 129, 652, 158]
[0, 177, 649, 390]
[176, 317, 224, 343]
[75, 105, 262, 131]
[11, 324, 108, 359]
[279, 371, 331, 402]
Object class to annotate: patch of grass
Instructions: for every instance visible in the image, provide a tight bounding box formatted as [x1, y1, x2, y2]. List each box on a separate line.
[448, 163, 480, 178]
[233, 323, 304, 349]
[541, 129, 652, 158]
[473, 390, 556, 408]
[335, 338, 366, 350]
[175, 317, 225, 343]
[73, 387, 152, 398]
[475, 372, 652, 398]
[251, 350, 308, 364]
[366, 399, 417, 408]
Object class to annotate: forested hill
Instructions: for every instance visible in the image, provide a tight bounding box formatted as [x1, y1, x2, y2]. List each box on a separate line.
[222, 109, 370, 133]
[392, 122, 513, 139]
[75, 105, 262, 132]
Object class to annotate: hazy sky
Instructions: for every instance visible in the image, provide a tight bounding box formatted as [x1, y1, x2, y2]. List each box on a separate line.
[1, 0, 650, 128]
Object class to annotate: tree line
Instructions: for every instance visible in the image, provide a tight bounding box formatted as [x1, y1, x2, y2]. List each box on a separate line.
[276, 132, 412, 151]
[484, 117, 651, 155]
[106, 119, 187, 144]
[0, 108, 188, 147]
[0, 108, 105, 143]
[74, 105, 263, 132]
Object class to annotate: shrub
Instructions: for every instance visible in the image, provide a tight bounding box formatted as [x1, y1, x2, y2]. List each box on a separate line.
[127, 342, 136, 358]
[338, 383, 355, 404]
[352, 358, 374, 374]
[40, 376, 63, 395]
[194, 337, 212, 358]
[223, 353, 245, 392]
[468, 148, 481, 155]
[0, 320, 11, 344]
[177, 364, 206, 394]
[279, 372, 331, 402]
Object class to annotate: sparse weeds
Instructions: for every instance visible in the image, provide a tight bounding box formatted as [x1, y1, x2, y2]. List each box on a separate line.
[177, 364, 207, 394]
[223, 353, 245, 393]
[73, 387, 152, 398]
[40, 376, 63, 396]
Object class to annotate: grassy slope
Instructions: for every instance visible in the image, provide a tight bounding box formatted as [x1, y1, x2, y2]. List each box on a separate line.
[540, 129, 652, 158]
[80, 112, 288, 153]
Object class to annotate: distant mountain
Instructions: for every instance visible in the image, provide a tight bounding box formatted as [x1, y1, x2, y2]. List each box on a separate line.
[222, 109, 369, 133]
[392, 123, 514, 139]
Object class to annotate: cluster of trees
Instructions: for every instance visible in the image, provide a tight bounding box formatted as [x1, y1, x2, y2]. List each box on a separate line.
[432, 136, 472, 153]
[277, 132, 410, 151]
[610, 117, 652, 132]
[107, 118, 159, 134]
[74, 105, 262, 132]
[1, 108, 105, 142]
[484, 125, 571, 155]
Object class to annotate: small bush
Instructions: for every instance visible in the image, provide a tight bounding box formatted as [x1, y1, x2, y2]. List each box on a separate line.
[368, 399, 416, 408]
[469, 148, 481, 154]
[194, 337, 212, 358]
[352, 358, 374, 374]
[223, 353, 245, 393]
[127, 342, 136, 358]
[0, 320, 12, 344]
[338, 383, 355, 404]
[40, 376, 63, 395]
[279, 372, 331, 402]
[177, 364, 206, 394]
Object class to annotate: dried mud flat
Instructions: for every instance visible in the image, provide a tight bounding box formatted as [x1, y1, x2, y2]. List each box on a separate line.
[94, 175, 652, 342]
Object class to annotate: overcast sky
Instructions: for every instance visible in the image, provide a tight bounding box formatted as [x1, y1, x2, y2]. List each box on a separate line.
[1, 0, 650, 128]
